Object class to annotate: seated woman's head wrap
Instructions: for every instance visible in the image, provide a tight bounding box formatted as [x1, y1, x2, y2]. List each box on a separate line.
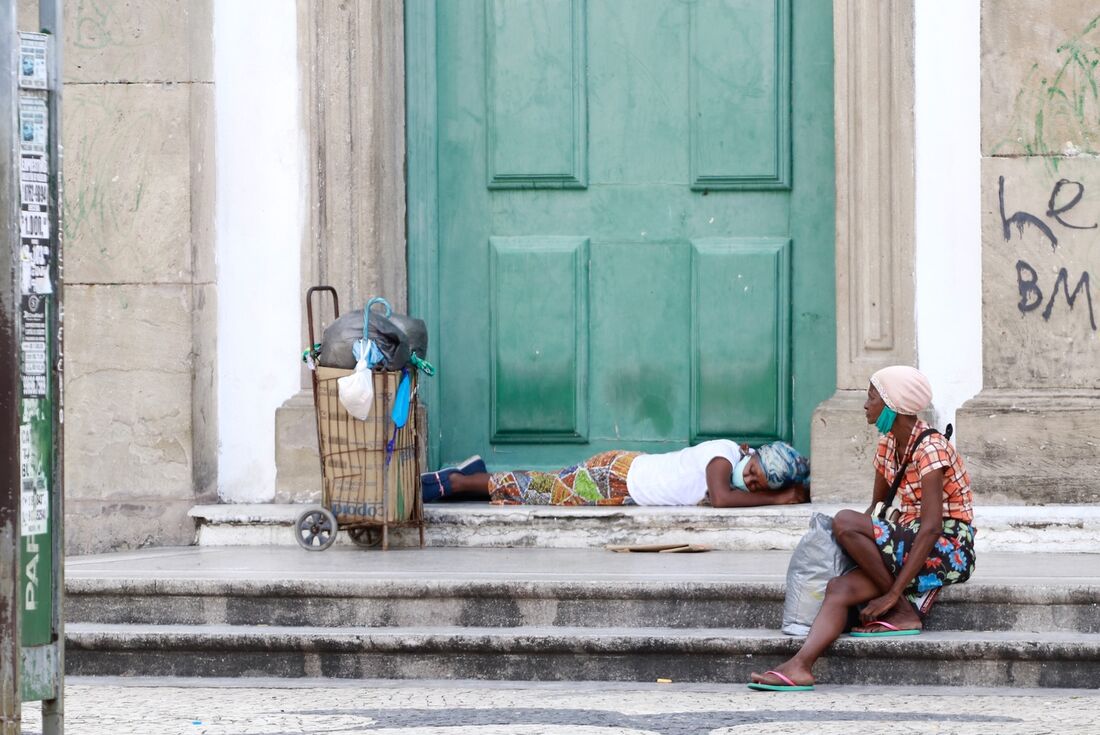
[869, 365, 933, 416]
[755, 442, 810, 489]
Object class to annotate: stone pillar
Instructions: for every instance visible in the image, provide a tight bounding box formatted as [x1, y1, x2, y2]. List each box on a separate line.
[956, 1, 1100, 505]
[56, 0, 215, 551]
[275, 0, 407, 501]
[810, 0, 917, 500]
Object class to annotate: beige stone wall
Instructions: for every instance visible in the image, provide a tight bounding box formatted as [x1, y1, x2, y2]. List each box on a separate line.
[957, 1, 1100, 503]
[47, 1, 215, 552]
[275, 0, 407, 502]
[809, 0, 917, 501]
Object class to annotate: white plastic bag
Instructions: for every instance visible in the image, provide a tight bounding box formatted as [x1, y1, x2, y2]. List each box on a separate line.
[337, 356, 375, 420]
[781, 512, 855, 636]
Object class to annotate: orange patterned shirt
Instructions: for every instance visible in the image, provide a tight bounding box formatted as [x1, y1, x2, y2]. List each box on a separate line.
[873, 419, 974, 525]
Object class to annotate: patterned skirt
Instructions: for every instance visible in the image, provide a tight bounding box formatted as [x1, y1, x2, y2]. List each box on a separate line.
[488, 451, 641, 505]
[871, 517, 977, 612]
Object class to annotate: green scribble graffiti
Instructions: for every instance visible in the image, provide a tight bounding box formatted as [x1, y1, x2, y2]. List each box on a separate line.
[996, 14, 1100, 171]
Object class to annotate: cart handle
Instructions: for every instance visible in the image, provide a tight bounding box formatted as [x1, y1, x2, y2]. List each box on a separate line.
[306, 286, 340, 348]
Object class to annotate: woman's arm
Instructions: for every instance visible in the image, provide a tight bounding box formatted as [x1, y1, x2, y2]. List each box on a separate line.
[860, 468, 945, 621]
[706, 457, 809, 508]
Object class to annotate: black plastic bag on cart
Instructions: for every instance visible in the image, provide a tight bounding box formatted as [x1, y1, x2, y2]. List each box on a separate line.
[319, 297, 428, 370]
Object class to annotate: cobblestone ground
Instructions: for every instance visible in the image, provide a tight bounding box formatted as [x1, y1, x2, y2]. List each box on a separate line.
[19, 678, 1100, 735]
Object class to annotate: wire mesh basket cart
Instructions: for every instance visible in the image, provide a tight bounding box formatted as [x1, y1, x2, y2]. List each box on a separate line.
[295, 286, 425, 551]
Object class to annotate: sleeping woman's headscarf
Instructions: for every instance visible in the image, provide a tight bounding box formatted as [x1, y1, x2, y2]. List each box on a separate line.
[755, 442, 811, 489]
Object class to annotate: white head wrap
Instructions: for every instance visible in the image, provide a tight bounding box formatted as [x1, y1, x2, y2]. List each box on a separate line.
[870, 366, 932, 416]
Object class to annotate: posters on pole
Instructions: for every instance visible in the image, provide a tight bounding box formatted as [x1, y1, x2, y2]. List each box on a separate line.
[18, 33, 48, 90]
[16, 32, 56, 651]
[18, 95, 51, 295]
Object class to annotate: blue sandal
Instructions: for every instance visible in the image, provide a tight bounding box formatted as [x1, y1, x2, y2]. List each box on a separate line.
[420, 455, 487, 502]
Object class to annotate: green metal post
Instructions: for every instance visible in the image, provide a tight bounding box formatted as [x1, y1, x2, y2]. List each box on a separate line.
[9, 0, 64, 731]
[37, 2, 62, 732]
[1, 0, 23, 731]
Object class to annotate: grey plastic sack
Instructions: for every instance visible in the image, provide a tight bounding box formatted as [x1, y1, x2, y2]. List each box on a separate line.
[318, 299, 429, 370]
[781, 512, 855, 636]
[318, 309, 366, 369]
[369, 309, 427, 370]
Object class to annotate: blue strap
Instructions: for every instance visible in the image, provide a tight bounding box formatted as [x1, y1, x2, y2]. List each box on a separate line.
[386, 367, 412, 467]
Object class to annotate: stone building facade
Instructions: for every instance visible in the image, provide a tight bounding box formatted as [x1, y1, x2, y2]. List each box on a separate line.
[20, 0, 218, 553]
[43, 0, 1098, 553]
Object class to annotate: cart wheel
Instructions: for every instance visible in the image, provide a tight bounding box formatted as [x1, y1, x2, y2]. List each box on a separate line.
[347, 526, 382, 548]
[294, 508, 338, 551]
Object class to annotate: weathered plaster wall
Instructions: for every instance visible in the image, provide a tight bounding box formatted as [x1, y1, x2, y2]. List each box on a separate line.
[809, 0, 917, 500]
[24, 0, 217, 552]
[913, 0, 982, 432]
[957, 1, 1100, 503]
[274, 0, 407, 502]
[214, 0, 303, 503]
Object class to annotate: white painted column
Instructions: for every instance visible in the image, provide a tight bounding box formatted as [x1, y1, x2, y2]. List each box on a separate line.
[914, 0, 982, 431]
[214, 0, 304, 502]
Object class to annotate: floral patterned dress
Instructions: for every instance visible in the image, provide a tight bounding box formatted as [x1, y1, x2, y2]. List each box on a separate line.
[872, 421, 977, 614]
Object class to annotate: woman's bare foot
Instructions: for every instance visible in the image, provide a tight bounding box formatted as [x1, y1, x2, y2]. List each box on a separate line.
[749, 659, 815, 687]
[852, 599, 923, 634]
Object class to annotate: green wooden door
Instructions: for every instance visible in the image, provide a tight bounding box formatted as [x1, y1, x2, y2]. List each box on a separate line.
[408, 0, 835, 470]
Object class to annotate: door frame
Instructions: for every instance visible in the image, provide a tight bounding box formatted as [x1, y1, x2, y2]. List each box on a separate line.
[406, 0, 443, 466]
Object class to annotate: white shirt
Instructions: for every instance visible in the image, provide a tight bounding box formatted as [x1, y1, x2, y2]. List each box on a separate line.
[626, 440, 745, 506]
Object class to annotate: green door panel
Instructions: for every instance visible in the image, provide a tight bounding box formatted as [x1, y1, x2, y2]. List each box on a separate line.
[486, 0, 587, 188]
[408, 0, 835, 470]
[490, 236, 588, 442]
[690, 0, 790, 189]
[691, 238, 790, 442]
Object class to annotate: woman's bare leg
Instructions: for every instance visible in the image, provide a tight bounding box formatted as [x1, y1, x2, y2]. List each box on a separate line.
[444, 472, 491, 501]
[750, 569, 880, 686]
[832, 509, 922, 632]
[832, 510, 894, 591]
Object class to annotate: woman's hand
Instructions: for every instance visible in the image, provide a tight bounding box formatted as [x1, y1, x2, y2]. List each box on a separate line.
[861, 590, 901, 623]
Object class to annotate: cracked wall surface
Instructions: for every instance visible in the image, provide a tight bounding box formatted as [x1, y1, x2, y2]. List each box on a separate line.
[19, 0, 216, 552]
[957, 1, 1100, 503]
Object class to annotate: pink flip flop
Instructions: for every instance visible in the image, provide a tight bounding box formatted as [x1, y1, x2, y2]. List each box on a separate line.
[850, 620, 922, 638]
[747, 670, 815, 691]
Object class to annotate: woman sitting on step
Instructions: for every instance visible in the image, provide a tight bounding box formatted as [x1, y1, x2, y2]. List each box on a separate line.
[749, 365, 977, 692]
[420, 440, 810, 508]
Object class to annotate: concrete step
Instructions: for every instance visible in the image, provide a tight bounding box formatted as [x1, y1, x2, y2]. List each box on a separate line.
[66, 568, 1100, 634]
[65, 546, 1100, 686]
[65, 623, 1100, 688]
[190, 503, 1100, 554]
[66, 548, 1100, 633]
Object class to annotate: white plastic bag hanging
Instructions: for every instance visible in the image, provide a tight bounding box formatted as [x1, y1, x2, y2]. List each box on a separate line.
[337, 356, 375, 420]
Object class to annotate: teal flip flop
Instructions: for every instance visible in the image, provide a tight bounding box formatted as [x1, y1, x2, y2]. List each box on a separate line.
[747, 670, 815, 692]
[849, 621, 922, 638]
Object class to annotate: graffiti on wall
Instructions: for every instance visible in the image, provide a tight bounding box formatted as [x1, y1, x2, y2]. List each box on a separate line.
[997, 14, 1100, 169]
[1000, 174, 1097, 332]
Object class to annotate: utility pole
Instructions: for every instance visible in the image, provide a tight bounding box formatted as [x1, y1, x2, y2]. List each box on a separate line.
[3, 0, 65, 731]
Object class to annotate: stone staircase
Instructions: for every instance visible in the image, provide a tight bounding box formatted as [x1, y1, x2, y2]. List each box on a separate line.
[64, 539, 1100, 687]
[190, 502, 1100, 554]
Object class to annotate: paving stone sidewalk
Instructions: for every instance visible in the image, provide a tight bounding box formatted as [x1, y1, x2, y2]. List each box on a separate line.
[20, 677, 1100, 735]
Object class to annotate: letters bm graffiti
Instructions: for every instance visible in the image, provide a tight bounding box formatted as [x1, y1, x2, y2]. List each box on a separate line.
[1000, 175, 1098, 332]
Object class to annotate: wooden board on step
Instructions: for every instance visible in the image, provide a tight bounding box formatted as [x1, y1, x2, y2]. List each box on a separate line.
[605, 543, 711, 553]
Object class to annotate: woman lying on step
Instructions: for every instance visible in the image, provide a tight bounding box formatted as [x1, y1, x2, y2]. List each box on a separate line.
[420, 440, 810, 507]
[749, 365, 977, 692]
